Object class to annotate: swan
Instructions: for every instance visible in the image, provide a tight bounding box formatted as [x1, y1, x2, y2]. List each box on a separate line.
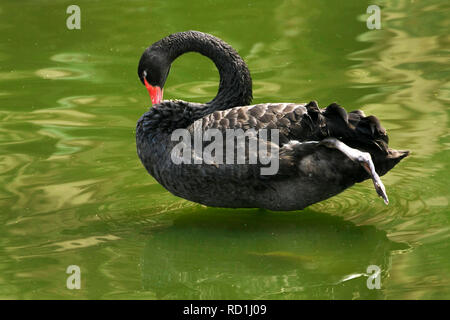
[136, 31, 408, 211]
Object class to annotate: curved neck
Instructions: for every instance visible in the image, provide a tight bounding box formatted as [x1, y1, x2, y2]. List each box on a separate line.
[152, 31, 253, 111]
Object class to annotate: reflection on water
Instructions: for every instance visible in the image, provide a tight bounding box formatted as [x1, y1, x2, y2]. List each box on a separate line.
[0, 0, 448, 299]
[143, 209, 409, 299]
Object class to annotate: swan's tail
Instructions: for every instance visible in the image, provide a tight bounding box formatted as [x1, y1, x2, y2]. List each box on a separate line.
[321, 102, 409, 177]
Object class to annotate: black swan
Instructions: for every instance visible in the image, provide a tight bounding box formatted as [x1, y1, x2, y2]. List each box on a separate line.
[136, 31, 408, 211]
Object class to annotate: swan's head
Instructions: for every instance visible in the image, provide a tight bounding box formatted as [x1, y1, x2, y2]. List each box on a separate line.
[138, 48, 171, 105]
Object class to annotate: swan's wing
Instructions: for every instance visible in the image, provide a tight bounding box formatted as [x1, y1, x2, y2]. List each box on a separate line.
[193, 101, 327, 146]
[180, 100, 396, 181]
[179, 102, 323, 182]
[193, 100, 391, 153]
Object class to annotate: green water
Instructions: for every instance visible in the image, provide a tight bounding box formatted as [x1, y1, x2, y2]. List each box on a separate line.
[0, 0, 449, 299]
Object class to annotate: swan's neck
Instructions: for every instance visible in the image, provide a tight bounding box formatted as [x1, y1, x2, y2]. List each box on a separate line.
[154, 31, 252, 113]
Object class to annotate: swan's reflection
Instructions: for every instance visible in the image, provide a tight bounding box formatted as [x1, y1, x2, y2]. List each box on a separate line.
[142, 209, 408, 299]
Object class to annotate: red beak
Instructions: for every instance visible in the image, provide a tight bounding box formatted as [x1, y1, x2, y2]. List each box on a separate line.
[143, 78, 163, 105]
